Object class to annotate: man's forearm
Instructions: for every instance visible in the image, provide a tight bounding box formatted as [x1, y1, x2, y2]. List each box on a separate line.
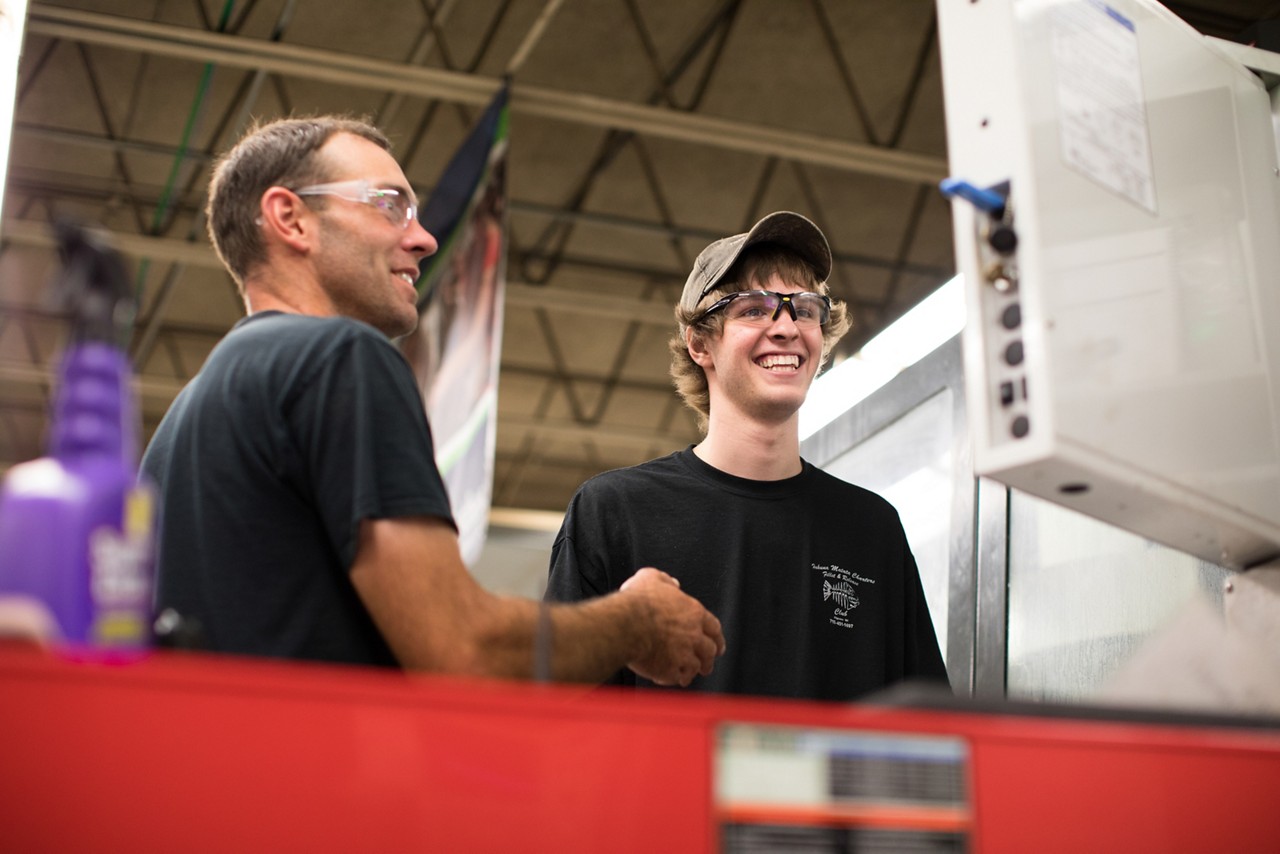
[463, 591, 650, 683]
[546, 593, 652, 682]
[350, 518, 720, 683]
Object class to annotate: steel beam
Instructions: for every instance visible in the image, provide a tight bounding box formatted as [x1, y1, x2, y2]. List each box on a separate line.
[25, 4, 948, 184]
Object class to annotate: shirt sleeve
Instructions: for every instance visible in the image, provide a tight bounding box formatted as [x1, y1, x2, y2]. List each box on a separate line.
[903, 546, 950, 688]
[284, 326, 455, 571]
[544, 483, 638, 687]
[544, 487, 612, 602]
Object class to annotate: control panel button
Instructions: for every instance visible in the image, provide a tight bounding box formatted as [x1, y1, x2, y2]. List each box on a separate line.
[988, 223, 1018, 255]
[1004, 340, 1024, 366]
[1001, 303, 1021, 330]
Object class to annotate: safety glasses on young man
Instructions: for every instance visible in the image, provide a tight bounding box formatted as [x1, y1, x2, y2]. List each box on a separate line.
[692, 290, 831, 328]
[292, 179, 418, 229]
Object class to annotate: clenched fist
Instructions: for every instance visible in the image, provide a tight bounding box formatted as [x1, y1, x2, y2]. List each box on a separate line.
[620, 568, 725, 686]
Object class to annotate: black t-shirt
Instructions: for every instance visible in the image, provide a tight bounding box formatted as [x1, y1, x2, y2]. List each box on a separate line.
[545, 448, 947, 701]
[142, 312, 454, 666]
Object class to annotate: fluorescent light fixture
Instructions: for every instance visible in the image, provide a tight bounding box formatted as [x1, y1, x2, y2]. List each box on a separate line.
[799, 276, 965, 440]
[0, 0, 30, 226]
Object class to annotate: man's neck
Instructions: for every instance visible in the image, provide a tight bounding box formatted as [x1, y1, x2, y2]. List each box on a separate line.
[243, 265, 334, 319]
[693, 415, 802, 481]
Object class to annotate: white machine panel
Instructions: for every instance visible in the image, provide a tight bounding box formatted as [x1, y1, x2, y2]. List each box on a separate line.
[936, 0, 1280, 568]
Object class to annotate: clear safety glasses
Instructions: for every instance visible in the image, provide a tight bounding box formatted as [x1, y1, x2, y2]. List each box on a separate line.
[692, 290, 832, 328]
[292, 179, 418, 229]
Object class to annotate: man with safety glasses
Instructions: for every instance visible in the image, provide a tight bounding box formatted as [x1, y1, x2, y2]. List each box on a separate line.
[142, 116, 725, 685]
[546, 212, 947, 701]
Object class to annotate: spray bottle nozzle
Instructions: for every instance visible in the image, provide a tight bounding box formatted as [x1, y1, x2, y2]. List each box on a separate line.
[52, 219, 135, 347]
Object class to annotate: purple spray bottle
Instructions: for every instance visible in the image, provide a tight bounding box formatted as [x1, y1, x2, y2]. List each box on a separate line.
[0, 221, 156, 655]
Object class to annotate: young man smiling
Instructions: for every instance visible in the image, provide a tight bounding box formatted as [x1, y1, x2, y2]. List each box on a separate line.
[545, 212, 947, 701]
[142, 116, 725, 685]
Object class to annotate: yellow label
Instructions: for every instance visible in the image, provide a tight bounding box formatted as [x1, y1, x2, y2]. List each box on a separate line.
[93, 612, 145, 644]
[124, 485, 154, 540]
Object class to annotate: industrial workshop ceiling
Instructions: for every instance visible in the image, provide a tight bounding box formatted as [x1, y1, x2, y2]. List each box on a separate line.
[1, 0, 1275, 516]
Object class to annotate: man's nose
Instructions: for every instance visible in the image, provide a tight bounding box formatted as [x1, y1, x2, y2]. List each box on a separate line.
[406, 218, 439, 259]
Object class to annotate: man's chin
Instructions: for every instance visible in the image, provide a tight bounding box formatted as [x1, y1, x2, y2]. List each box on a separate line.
[748, 395, 806, 426]
[385, 303, 421, 339]
[387, 320, 419, 341]
[369, 317, 414, 341]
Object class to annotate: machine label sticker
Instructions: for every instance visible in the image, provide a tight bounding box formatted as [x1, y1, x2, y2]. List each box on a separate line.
[1050, 0, 1157, 213]
[814, 563, 876, 629]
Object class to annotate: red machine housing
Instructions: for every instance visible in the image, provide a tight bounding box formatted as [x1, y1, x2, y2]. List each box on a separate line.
[1, 643, 1277, 851]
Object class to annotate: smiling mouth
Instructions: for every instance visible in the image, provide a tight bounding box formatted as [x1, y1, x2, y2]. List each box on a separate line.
[756, 354, 801, 371]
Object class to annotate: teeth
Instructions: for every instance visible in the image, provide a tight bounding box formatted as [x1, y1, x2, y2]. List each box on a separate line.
[398, 273, 415, 284]
[757, 354, 800, 370]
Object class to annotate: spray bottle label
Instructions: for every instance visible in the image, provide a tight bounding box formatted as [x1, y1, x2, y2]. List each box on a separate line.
[89, 485, 155, 646]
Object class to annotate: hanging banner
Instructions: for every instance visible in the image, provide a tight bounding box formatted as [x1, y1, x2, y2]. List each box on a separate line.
[402, 85, 509, 565]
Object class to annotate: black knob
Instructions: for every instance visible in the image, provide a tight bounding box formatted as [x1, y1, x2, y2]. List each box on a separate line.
[1001, 303, 1021, 330]
[988, 223, 1018, 255]
[1004, 340, 1024, 366]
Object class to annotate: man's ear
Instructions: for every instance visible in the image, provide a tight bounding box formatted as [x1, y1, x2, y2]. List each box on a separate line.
[686, 325, 715, 368]
[259, 186, 314, 254]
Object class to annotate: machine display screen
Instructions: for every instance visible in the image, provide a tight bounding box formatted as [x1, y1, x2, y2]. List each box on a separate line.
[715, 723, 971, 851]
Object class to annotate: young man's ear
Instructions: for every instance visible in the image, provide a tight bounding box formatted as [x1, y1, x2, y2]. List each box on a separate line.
[686, 325, 715, 368]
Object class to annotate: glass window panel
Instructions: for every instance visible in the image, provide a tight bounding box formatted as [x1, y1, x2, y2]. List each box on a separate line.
[1006, 489, 1230, 702]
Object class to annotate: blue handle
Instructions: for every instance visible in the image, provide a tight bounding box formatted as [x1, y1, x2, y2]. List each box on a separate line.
[939, 178, 1007, 216]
